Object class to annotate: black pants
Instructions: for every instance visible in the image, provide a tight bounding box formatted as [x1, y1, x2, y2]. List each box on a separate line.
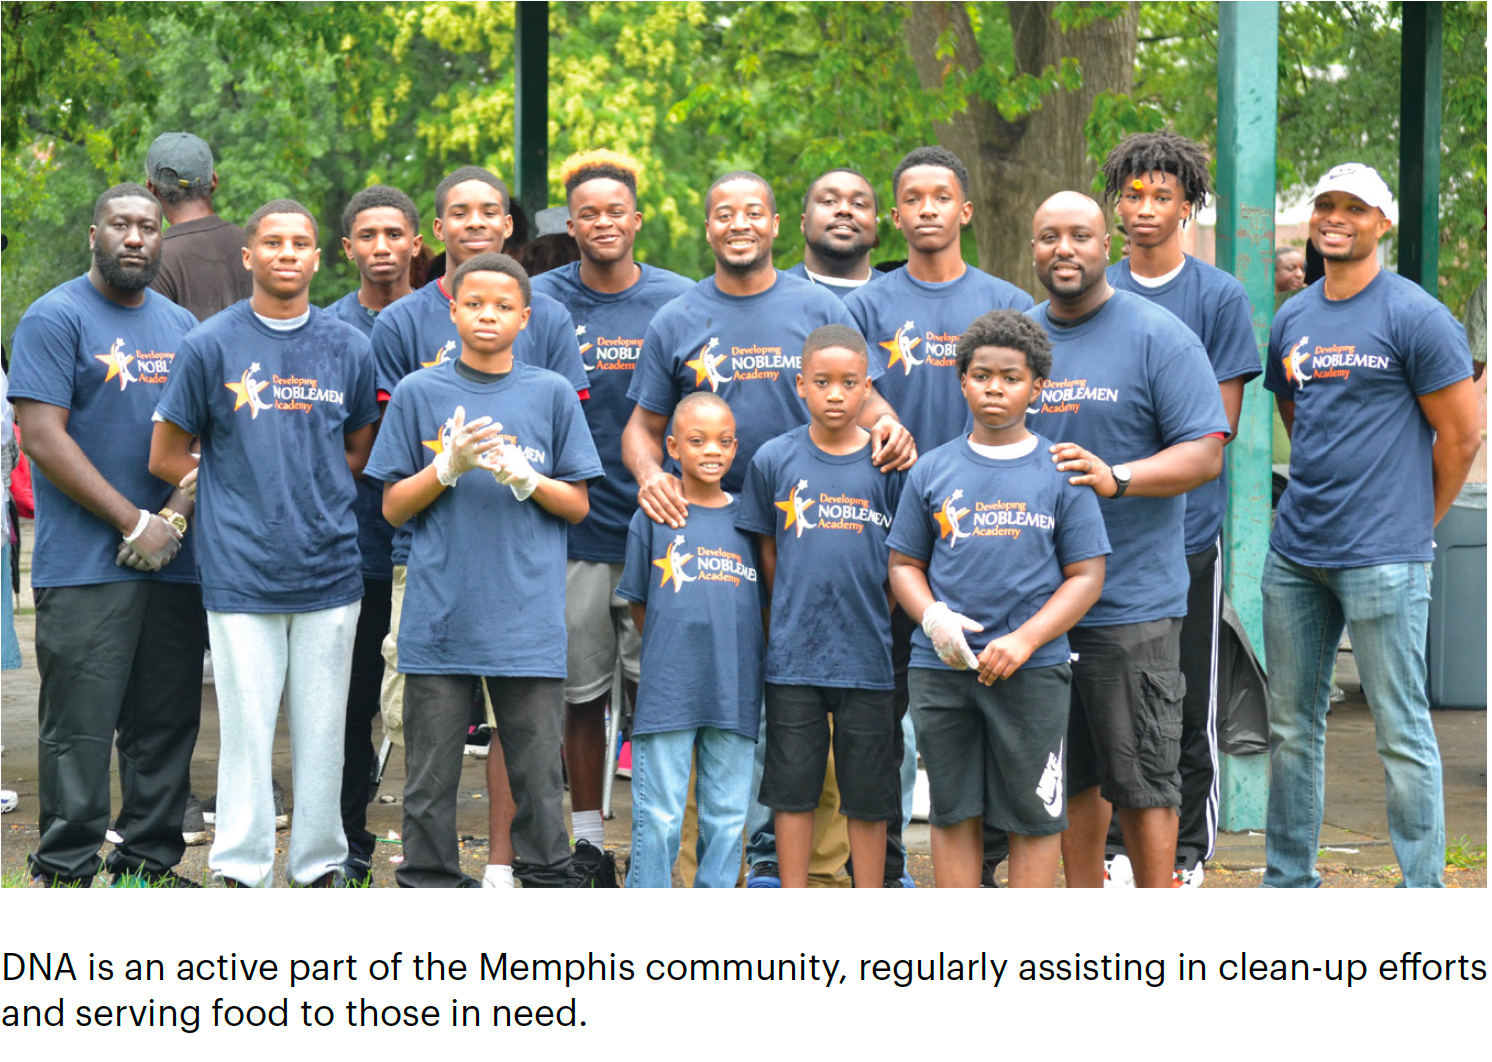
[398, 674, 569, 888]
[1104, 542, 1221, 866]
[341, 577, 392, 859]
[30, 580, 206, 882]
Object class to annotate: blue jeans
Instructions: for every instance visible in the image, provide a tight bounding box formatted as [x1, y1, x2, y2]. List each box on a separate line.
[629, 727, 754, 888]
[1261, 549, 1444, 888]
[1, 541, 19, 671]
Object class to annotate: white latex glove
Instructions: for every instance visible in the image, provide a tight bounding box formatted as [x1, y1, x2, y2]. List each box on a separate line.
[432, 406, 497, 487]
[489, 442, 541, 501]
[116, 510, 182, 572]
[921, 600, 984, 670]
[178, 467, 198, 499]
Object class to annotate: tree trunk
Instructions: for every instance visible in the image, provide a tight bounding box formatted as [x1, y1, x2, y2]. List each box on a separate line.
[903, 1, 1138, 298]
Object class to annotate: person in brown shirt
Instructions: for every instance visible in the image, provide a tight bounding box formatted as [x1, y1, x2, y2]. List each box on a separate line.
[145, 132, 253, 322]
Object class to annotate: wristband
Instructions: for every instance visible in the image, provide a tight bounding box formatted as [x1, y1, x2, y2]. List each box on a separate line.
[124, 509, 151, 544]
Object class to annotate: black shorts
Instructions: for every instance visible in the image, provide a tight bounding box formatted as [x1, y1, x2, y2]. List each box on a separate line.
[1067, 618, 1185, 809]
[759, 684, 901, 821]
[909, 663, 1071, 836]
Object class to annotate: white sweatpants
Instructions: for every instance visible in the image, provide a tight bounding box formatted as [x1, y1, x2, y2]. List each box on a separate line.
[206, 603, 360, 886]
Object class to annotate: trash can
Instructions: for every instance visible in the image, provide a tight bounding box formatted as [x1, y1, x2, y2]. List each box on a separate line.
[1427, 482, 1487, 709]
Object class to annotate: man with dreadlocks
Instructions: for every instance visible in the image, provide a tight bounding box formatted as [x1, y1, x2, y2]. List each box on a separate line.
[532, 151, 694, 887]
[1099, 131, 1262, 888]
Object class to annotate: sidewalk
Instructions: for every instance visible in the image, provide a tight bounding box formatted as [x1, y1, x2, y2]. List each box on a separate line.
[2, 520, 1485, 887]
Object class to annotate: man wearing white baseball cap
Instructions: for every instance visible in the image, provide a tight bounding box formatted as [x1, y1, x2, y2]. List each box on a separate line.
[1261, 162, 1480, 887]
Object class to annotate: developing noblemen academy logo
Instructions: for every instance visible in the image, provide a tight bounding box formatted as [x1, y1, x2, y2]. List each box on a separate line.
[96, 337, 172, 392]
[226, 363, 345, 418]
[776, 479, 891, 538]
[653, 532, 758, 592]
[1282, 334, 1390, 392]
[577, 324, 640, 374]
[878, 321, 960, 376]
[686, 335, 799, 393]
[935, 488, 1054, 550]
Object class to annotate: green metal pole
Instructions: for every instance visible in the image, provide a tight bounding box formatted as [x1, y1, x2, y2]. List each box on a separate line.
[514, 2, 549, 223]
[1215, 0, 1278, 832]
[1398, 2, 1443, 294]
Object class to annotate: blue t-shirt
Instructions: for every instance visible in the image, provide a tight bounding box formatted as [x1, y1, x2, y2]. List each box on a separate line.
[847, 265, 1034, 455]
[325, 289, 396, 580]
[887, 434, 1110, 670]
[532, 261, 694, 563]
[737, 426, 902, 689]
[1265, 271, 1472, 567]
[9, 276, 201, 588]
[1108, 257, 1262, 554]
[1027, 291, 1230, 627]
[617, 501, 764, 739]
[370, 277, 589, 565]
[365, 360, 603, 676]
[627, 271, 863, 493]
[155, 301, 380, 613]
[782, 261, 880, 302]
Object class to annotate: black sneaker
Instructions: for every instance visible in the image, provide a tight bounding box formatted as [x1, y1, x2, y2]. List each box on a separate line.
[746, 861, 781, 888]
[563, 839, 619, 888]
[110, 868, 202, 888]
[182, 792, 208, 846]
[343, 842, 374, 888]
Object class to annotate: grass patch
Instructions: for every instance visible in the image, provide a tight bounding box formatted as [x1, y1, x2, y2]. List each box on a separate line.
[1446, 836, 1487, 870]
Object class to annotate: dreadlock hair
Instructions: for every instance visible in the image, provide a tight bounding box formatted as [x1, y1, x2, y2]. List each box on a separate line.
[1100, 131, 1212, 210]
[560, 150, 641, 204]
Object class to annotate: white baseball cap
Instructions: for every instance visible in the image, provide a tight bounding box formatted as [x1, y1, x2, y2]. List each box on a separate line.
[1312, 163, 1397, 222]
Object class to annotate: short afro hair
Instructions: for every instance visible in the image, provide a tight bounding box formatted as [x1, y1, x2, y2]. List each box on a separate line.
[892, 146, 970, 200]
[94, 182, 159, 225]
[341, 185, 419, 237]
[955, 310, 1053, 380]
[245, 198, 318, 240]
[802, 323, 869, 371]
[561, 149, 641, 204]
[1101, 131, 1212, 210]
[802, 168, 878, 214]
[673, 389, 734, 426]
[435, 165, 510, 217]
[449, 251, 530, 305]
[705, 170, 776, 215]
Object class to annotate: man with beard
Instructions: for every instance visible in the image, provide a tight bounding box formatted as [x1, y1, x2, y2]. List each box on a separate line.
[1025, 191, 1228, 888]
[10, 183, 206, 887]
[784, 168, 881, 299]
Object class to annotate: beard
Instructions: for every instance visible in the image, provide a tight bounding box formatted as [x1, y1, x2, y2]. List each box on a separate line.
[94, 244, 163, 291]
[807, 230, 874, 264]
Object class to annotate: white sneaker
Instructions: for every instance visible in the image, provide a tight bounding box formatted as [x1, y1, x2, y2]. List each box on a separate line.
[1103, 853, 1135, 888]
[482, 864, 516, 889]
[0, 789, 17, 814]
[1173, 860, 1205, 889]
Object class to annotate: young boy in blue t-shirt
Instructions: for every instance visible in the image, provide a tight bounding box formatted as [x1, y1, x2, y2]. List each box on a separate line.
[617, 392, 765, 887]
[738, 324, 904, 887]
[366, 253, 602, 888]
[887, 310, 1110, 888]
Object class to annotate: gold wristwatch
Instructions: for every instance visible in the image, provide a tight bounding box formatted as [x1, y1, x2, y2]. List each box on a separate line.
[158, 507, 188, 536]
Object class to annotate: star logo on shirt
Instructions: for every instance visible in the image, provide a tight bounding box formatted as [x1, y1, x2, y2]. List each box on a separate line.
[1283, 334, 1313, 390]
[774, 479, 818, 538]
[576, 325, 595, 371]
[653, 533, 697, 593]
[95, 337, 138, 391]
[879, 320, 923, 375]
[422, 340, 456, 369]
[935, 489, 971, 549]
[686, 337, 731, 392]
[224, 362, 273, 418]
[422, 413, 470, 457]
